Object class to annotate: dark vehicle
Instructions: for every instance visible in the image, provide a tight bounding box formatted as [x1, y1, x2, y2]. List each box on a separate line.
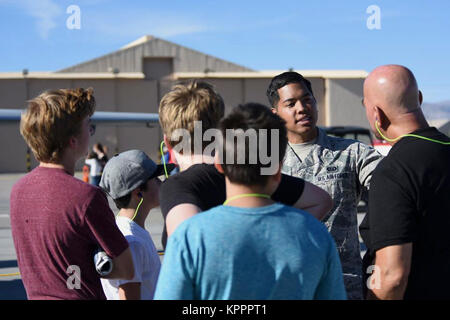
[321, 126, 373, 146]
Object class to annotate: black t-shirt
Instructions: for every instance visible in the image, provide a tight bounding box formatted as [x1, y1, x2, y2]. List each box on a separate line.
[160, 163, 305, 248]
[359, 127, 450, 299]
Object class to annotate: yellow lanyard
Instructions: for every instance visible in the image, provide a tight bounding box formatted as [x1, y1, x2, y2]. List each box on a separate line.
[376, 121, 450, 145]
[223, 193, 271, 205]
[116, 197, 143, 221]
[160, 141, 169, 178]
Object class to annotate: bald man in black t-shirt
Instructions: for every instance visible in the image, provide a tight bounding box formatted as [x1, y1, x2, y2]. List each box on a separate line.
[360, 64, 450, 300]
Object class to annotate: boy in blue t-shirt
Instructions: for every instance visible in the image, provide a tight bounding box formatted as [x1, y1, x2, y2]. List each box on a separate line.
[154, 103, 346, 300]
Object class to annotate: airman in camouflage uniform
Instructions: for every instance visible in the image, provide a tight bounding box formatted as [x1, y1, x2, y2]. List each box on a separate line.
[267, 72, 383, 299]
[282, 128, 382, 299]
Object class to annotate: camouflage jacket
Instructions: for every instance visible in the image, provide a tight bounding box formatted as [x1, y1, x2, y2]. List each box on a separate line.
[282, 128, 383, 299]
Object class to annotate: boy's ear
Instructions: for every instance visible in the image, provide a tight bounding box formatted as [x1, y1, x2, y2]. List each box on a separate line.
[271, 107, 277, 114]
[274, 163, 282, 183]
[68, 136, 78, 149]
[163, 135, 172, 150]
[214, 162, 224, 174]
[130, 188, 141, 201]
[214, 152, 224, 174]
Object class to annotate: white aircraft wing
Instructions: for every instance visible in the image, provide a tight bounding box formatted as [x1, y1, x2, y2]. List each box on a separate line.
[0, 109, 159, 126]
[0, 109, 21, 122]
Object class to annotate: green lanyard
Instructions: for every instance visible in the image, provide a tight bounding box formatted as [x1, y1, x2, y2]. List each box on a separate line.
[116, 197, 143, 221]
[376, 121, 450, 145]
[160, 141, 170, 178]
[223, 193, 271, 205]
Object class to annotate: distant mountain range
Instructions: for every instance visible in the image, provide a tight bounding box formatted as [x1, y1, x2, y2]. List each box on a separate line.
[422, 101, 450, 120]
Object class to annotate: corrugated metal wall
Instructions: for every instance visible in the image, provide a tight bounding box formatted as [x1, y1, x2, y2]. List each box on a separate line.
[58, 38, 253, 74]
[0, 75, 335, 173]
[327, 79, 368, 129]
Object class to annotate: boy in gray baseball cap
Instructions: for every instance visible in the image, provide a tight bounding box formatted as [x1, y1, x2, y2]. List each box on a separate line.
[99, 149, 173, 300]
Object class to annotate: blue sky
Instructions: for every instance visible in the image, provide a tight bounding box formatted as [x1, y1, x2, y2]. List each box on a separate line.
[0, 0, 449, 102]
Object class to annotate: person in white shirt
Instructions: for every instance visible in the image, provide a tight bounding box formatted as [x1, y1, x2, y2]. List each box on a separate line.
[99, 150, 174, 300]
[85, 151, 102, 186]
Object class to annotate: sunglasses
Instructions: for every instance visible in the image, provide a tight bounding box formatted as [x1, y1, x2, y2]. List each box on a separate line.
[89, 124, 96, 136]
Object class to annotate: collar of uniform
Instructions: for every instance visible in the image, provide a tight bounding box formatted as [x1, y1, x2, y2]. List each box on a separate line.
[285, 128, 327, 168]
[316, 127, 331, 147]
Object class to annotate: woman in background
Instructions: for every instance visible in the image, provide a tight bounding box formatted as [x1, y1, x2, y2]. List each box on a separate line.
[93, 143, 109, 168]
[85, 150, 102, 186]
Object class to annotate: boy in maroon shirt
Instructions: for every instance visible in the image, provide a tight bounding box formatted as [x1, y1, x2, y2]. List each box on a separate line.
[10, 88, 134, 300]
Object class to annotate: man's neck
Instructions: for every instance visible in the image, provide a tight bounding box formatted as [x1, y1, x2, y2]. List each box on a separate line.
[117, 208, 148, 229]
[225, 180, 274, 208]
[173, 152, 215, 172]
[288, 127, 318, 144]
[39, 157, 77, 176]
[387, 111, 429, 146]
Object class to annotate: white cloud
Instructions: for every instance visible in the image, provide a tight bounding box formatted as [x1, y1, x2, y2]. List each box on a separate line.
[86, 9, 301, 41]
[88, 10, 209, 40]
[330, 9, 408, 24]
[2, 0, 63, 39]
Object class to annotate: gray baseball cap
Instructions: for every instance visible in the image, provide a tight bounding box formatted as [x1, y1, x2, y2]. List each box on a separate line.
[100, 149, 175, 199]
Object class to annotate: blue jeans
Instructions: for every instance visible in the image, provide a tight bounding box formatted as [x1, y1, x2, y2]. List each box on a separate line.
[90, 175, 101, 186]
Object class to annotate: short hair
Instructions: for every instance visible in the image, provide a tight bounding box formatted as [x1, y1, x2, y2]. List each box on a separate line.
[87, 151, 97, 160]
[20, 88, 96, 163]
[219, 103, 287, 186]
[113, 181, 148, 210]
[94, 143, 105, 153]
[266, 72, 314, 108]
[159, 81, 225, 154]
